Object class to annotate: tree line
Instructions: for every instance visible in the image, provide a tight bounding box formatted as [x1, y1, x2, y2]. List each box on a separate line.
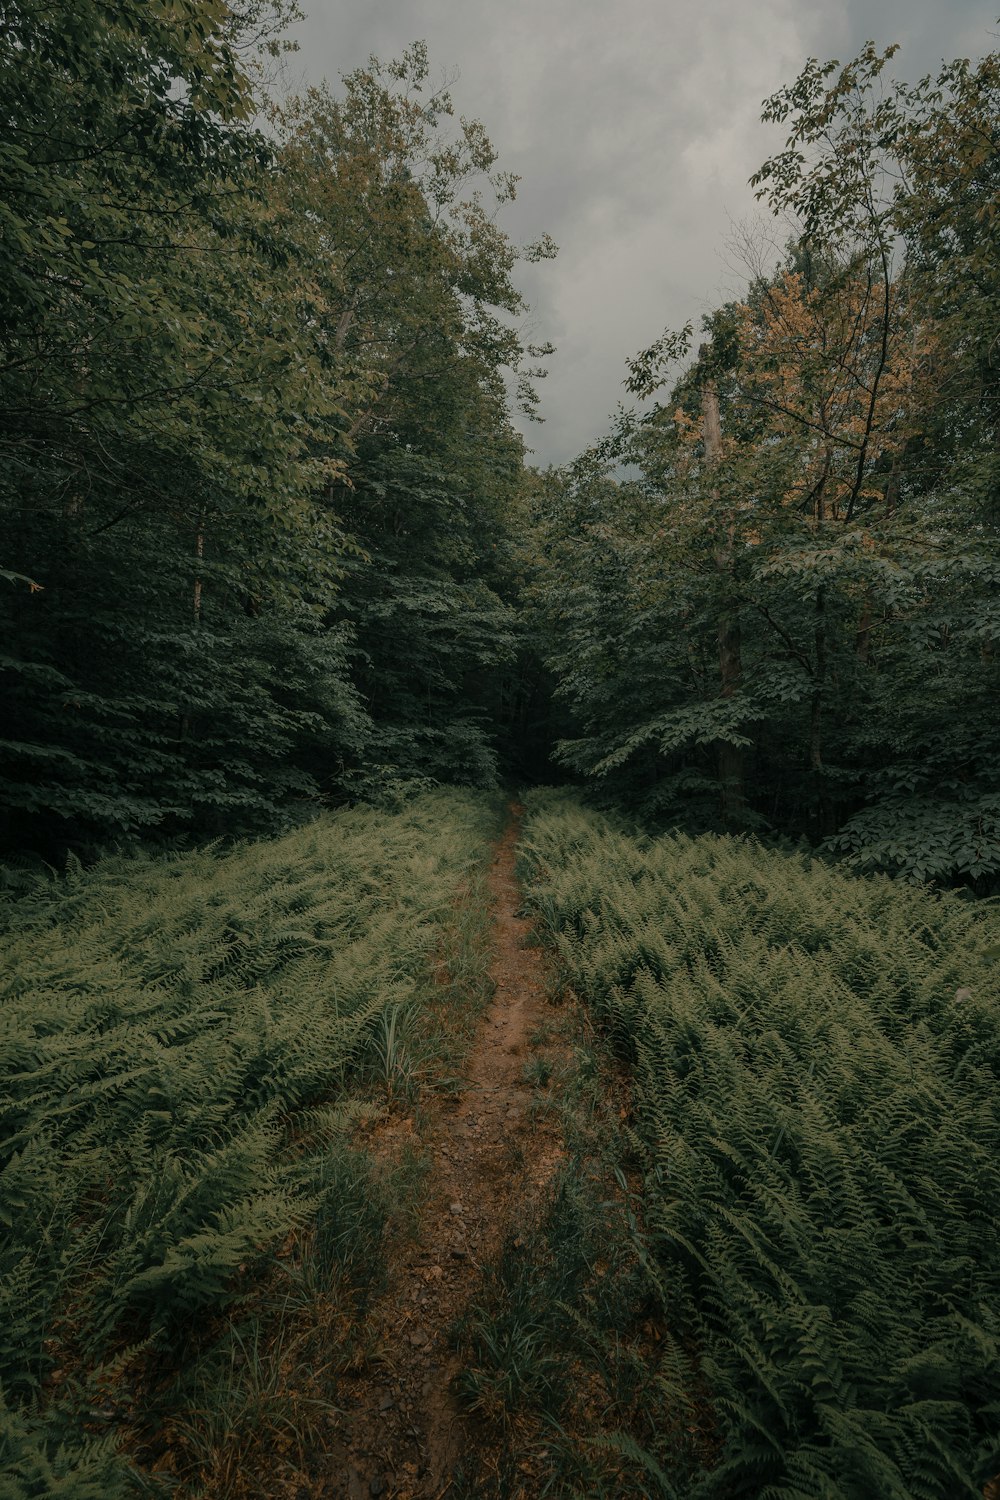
[1, 0, 555, 852]
[2, 5, 998, 887]
[523, 42, 1000, 886]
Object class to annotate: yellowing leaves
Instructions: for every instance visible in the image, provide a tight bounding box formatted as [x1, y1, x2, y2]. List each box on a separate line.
[733, 267, 931, 522]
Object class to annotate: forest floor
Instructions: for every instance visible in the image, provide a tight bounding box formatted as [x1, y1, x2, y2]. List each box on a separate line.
[325, 804, 570, 1498]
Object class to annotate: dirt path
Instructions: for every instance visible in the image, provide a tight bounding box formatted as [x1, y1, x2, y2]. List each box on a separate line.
[330, 804, 565, 1499]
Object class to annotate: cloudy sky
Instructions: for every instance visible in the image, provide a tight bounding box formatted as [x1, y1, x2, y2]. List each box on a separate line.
[284, 1, 997, 466]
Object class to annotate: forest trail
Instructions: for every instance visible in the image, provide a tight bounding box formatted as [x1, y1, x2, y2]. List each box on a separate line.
[332, 804, 565, 1498]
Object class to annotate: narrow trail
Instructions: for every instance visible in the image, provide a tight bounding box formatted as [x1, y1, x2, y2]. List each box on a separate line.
[331, 804, 565, 1499]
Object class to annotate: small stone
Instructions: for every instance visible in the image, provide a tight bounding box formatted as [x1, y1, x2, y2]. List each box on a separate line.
[449, 1201, 463, 1215]
[450, 1247, 467, 1259]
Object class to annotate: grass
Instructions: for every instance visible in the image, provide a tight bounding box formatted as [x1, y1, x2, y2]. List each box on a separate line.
[451, 984, 712, 1500]
[521, 1055, 554, 1089]
[160, 1317, 341, 1495]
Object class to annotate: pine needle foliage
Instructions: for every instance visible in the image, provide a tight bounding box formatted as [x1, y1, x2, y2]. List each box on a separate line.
[518, 790, 1000, 1499]
[0, 790, 495, 1493]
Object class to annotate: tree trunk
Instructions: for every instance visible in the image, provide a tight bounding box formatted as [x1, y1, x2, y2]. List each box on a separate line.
[717, 606, 744, 817]
[193, 514, 205, 624]
[180, 510, 205, 742]
[809, 459, 832, 829]
[810, 586, 835, 834]
[855, 596, 873, 664]
[703, 378, 745, 821]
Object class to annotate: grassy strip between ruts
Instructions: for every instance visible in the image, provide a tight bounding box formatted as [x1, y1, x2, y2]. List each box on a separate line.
[0, 789, 501, 1498]
[471, 788, 1000, 1500]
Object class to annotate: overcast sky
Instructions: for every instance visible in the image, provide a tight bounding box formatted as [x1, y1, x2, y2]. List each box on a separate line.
[284, 1, 997, 466]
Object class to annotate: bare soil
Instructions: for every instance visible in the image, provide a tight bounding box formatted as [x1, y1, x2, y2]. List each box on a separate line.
[324, 804, 565, 1499]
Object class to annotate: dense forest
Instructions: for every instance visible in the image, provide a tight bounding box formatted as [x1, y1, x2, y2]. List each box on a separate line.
[525, 40, 1000, 886]
[3, 3, 998, 888]
[1, 0, 556, 855]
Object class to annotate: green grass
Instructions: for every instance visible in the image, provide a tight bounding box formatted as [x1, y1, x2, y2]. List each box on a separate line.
[510, 789, 1000, 1500]
[455, 1160, 700, 1500]
[0, 789, 499, 1497]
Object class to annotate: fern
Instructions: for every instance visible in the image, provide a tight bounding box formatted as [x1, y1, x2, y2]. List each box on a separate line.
[520, 790, 1000, 1499]
[0, 1389, 136, 1500]
[0, 790, 498, 1485]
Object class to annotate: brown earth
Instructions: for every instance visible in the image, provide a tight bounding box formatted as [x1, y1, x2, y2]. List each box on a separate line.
[323, 803, 566, 1499]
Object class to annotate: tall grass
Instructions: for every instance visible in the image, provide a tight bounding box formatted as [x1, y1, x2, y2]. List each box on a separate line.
[517, 789, 1000, 1499]
[0, 790, 497, 1495]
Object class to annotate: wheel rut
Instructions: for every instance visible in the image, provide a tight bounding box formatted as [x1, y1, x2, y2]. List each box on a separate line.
[328, 802, 565, 1499]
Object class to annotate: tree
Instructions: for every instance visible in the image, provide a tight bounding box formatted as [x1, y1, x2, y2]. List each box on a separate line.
[527, 35, 1000, 882]
[0, 13, 557, 848]
[270, 44, 555, 794]
[750, 40, 1000, 879]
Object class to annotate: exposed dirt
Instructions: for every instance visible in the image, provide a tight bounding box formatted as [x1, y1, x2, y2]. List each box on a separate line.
[323, 804, 566, 1499]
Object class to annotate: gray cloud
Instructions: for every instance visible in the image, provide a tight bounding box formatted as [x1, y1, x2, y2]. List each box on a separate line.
[286, 0, 998, 465]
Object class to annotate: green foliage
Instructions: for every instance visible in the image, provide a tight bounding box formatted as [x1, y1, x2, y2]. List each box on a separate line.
[0, 0, 353, 846]
[519, 791, 1000, 1498]
[0, 1390, 138, 1500]
[457, 1166, 697, 1499]
[453, 1016, 708, 1500]
[0, 7, 553, 849]
[160, 1313, 340, 1495]
[0, 791, 494, 1486]
[524, 40, 1000, 883]
[333, 443, 521, 791]
[1, 509, 369, 843]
